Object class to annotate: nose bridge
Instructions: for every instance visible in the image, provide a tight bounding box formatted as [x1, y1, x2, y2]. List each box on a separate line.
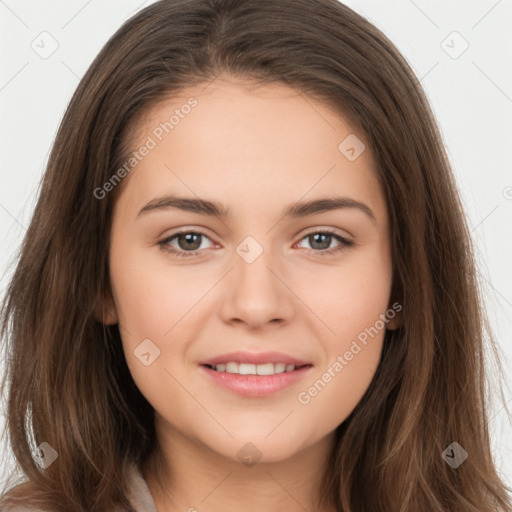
[220, 235, 292, 326]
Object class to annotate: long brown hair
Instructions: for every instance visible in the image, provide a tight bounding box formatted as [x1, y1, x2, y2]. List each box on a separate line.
[1, 0, 511, 510]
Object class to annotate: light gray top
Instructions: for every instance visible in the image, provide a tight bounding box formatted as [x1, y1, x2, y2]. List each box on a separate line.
[124, 462, 159, 512]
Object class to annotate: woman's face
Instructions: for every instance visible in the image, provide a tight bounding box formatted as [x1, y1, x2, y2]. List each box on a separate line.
[104, 75, 399, 464]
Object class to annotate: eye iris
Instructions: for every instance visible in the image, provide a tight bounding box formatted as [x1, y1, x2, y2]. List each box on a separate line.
[309, 233, 331, 250]
[178, 233, 202, 251]
[168, 231, 343, 255]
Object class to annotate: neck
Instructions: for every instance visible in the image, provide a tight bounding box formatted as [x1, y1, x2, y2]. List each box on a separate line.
[141, 426, 337, 512]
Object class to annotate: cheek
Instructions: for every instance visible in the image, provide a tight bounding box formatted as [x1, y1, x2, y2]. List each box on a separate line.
[109, 243, 206, 338]
[296, 286, 389, 432]
[108, 244, 214, 409]
[295, 248, 392, 343]
[296, 337, 384, 438]
[109, 228, 393, 445]
[291, 252, 391, 426]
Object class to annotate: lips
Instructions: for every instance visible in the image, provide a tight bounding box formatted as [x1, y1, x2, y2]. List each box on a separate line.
[198, 350, 314, 397]
[199, 350, 312, 367]
[199, 363, 314, 397]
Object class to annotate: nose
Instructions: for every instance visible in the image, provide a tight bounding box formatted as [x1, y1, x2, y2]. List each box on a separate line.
[219, 244, 295, 329]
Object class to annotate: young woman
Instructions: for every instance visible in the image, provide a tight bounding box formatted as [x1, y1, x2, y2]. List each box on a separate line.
[1, 0, 510, 510]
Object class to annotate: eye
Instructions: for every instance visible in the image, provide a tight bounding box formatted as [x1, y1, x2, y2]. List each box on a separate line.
[158, 231, 215, 258]
[158, 228, 354, 259]
[295, 230, 354, 256]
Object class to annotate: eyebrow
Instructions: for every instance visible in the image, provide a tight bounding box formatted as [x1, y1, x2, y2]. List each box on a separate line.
[136, 194, 376, 224]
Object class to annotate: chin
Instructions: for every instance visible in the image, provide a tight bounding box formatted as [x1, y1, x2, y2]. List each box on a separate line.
[202, 431, 310, 465]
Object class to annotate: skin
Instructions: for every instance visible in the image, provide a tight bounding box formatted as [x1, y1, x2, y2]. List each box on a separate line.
[101, 75, 401, 512]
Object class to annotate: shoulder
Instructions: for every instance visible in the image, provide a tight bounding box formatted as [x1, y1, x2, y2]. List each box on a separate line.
[0, 461, 154, 512]
[0, 479, 47, 511]
[126, 462, 158, 512]
[0, 488, 48, 512]
[0, 492, 47, 511]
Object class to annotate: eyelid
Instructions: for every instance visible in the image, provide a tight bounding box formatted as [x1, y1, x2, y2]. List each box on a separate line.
[158, 228, 218, 254]
[299, 225, 352, 241]
[159, 225, 352, 242]
[158, 226, 354, 258]
[293, 228, 354, 256]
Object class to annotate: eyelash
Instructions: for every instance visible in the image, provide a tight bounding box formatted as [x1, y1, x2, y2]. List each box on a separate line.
[158, 229, 354, 259]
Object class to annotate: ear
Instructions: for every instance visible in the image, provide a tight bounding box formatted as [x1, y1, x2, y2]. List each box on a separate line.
[386, 278, 403, 331]
[386, 302, 403, 330]
[94, 284, 119, 325]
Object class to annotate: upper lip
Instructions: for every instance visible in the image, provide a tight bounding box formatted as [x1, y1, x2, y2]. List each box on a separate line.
[200, 351, 312, 367]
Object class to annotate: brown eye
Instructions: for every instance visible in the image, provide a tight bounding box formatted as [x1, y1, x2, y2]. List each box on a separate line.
[296, 230, 354, 256]
[174, 233, 203, 251]
[159, 231, 214, 258]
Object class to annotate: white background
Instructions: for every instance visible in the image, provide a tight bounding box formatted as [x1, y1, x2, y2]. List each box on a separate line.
[0, 0, 511, 491]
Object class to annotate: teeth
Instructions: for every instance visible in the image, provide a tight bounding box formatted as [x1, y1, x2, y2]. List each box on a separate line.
[212, 362, 297, 375]
[274, 363, 286, 373]
[225, 362, 238, 373]
[239, 363, 256, 375]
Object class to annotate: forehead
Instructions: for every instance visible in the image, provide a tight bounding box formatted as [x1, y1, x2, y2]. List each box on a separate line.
[116, 76, 386, 224]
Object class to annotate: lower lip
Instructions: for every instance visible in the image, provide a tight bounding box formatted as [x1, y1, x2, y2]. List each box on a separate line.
[199, 364, 313, 397]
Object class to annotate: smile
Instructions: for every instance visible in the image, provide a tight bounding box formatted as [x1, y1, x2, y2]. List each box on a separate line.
[205, 362, 303, 375]
[199, 363, 314, 397]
